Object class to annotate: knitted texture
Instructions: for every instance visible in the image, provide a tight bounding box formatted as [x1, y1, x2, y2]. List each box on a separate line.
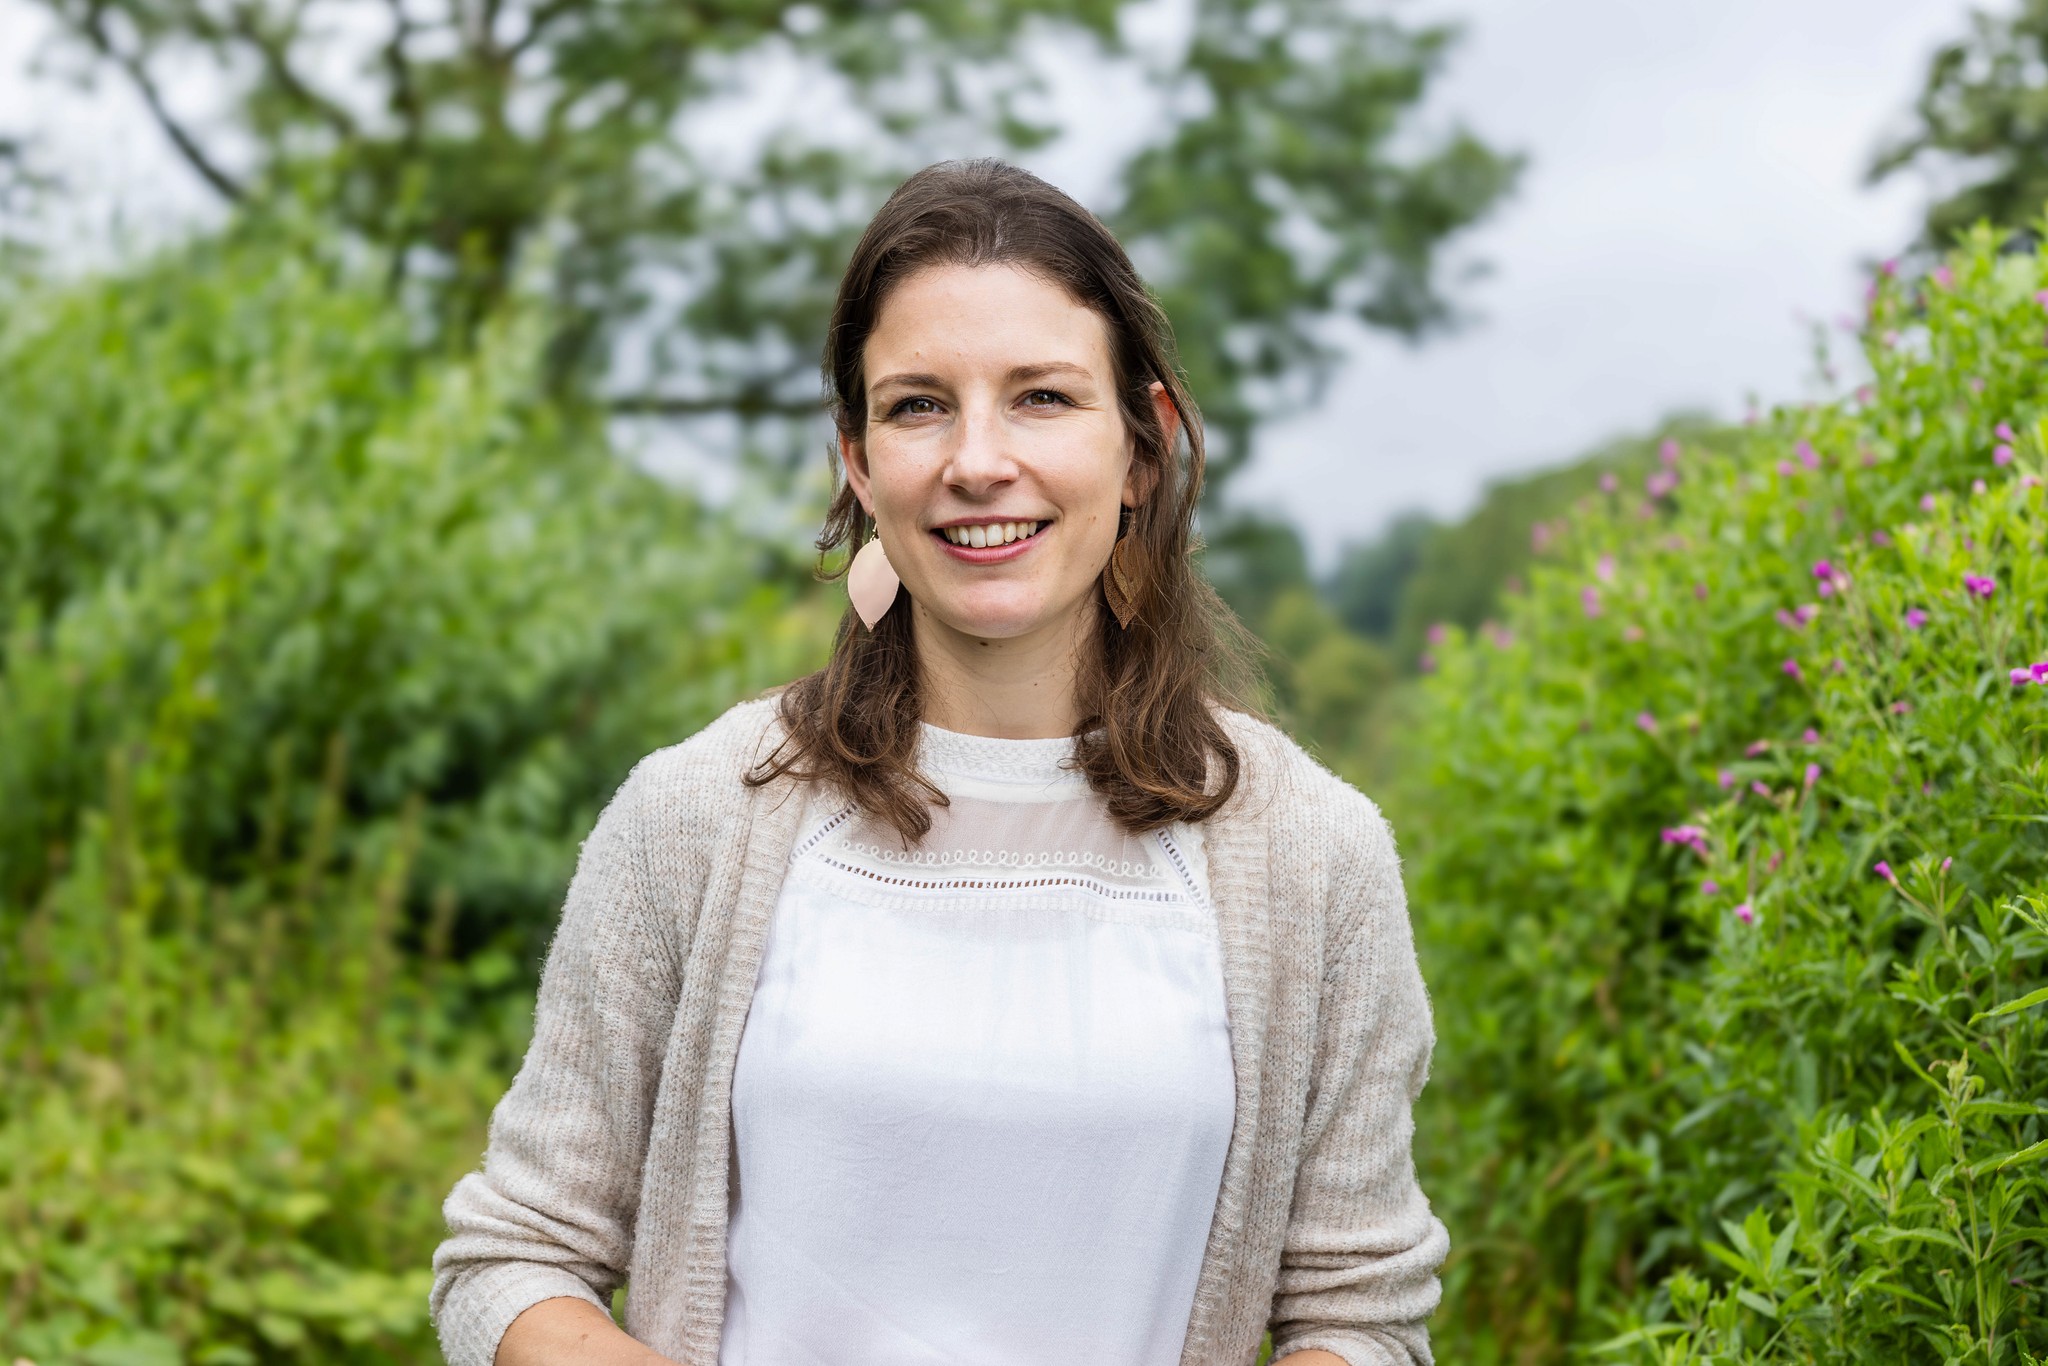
[429, 697, 1449, 1366]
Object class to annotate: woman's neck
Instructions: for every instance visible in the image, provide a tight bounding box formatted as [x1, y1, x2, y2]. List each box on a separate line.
[910, 598, 1095, 740]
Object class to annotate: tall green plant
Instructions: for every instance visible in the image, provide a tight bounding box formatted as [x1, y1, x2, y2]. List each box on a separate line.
[0, 214, 825, 949]
[1395, 229, 2048, 1362]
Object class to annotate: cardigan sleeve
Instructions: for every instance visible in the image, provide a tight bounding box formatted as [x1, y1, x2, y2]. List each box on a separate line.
[428, 757, 684, 1366]
[1267, 789, 1450, 1366]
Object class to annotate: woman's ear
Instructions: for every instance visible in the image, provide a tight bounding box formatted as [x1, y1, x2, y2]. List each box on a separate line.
[840, 428, 875, 516]
[1123, 380, 1178, 508]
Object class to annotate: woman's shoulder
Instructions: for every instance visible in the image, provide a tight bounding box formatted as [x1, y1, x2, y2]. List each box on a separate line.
[1210, 705, 1400, 868]
[614, 693, 787, 817]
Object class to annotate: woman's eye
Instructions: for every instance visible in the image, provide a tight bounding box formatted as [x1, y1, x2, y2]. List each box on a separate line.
[1023, 389, 1071, 408]
[890, 396, 940, 418]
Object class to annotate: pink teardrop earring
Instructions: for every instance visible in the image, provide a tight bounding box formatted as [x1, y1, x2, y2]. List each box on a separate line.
[846, 531, 901, 629]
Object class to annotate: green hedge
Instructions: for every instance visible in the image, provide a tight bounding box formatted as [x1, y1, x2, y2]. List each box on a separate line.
[1395, 227, 2048, 1362]
[0, 214, 824, 952]
[0, 221, 826, 1362]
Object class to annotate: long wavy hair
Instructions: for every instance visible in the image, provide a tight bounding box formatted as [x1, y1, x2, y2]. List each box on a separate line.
[746, 158, 1261, 842]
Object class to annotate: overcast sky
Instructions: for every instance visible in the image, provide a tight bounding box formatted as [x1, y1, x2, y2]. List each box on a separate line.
[0, 0, 1984, 565]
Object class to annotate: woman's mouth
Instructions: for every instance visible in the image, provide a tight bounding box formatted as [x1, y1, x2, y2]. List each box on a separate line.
[931, 519, 1049, 562]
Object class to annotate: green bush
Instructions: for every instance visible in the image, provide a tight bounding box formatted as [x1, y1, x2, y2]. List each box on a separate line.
[2, 751, 516, 1364]
[1395, 228, 2048, 1362]
[0, 222, 829, 1361]
[0, 214, 825, 951]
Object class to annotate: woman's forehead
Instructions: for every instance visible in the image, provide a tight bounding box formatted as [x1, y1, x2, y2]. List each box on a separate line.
[866, 263, 1112, 378]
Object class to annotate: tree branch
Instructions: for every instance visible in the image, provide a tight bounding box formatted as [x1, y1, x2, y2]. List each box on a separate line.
[607, 389, 826, 419]
[80, 2, 245, 203]
[226, 0, 360, 142]
[504, 0, 582, 62]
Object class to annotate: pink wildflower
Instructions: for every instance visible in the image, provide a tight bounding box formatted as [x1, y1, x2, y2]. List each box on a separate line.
[1701, 879, 1720, 896]
[1932, 265, 1954, 289]
[1751, 781, 1772, 799]
[1813, 559, 1835, 582]
[1973, 478, 1989, 495]
[1426, 622, 1448, 646]
[1596, 554, 1616, 583]
[2013, 663, 2048, 686]
[1856, 385, 1873, 405]
[1717, 769, 1736, 788]
[1874, 861, 1894, 882]
[1904, 608, 1928, 629]
[1796, 440, 1822, 470]
[1623, 624, 1645, 642]
[1733, 902, 1756, 925]
[1940, 857, 1953, 874]
[1995, 445, 2014, 466]
[1802, 728, 1821, 745]
[1803, 763, 1821, 789]
[1600, 473, 1619, 494]
[1694, 581, 1709, 600]
[1890, 700, 1912, 714]
[1635, 711, 1659, 735]
[1646, 470, 1679, 499]
[1964, 573, 1997, 599]
[1745, 739, 1771, 757]
[1996, 422, 2016, 441]
[1418, 651, 1437, 673]
[1920, 494, 1938, 512]
[1777, 460, 1797, 478]
[1582, 586, 1602, 618]
[1661, 825, 1709, 855]
[2037, 289, 2048, 307]
[1783, 657, 1803, 680]
[1659, 439, 1681, 467]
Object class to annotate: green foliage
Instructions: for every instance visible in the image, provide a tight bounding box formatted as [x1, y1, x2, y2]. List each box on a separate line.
[2, 753, 517, 1364]
[0, 216, 826, 1361]
[1325, 413, 1739, 671]
[1870, 0, 2048, 249]
[23, 0, 1519, 477]
[0, 212, 824, 951]
[1394, 228, 2048, 1361]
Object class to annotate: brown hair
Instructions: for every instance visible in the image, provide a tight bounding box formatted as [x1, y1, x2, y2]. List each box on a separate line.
[746, 158, 1260, 842]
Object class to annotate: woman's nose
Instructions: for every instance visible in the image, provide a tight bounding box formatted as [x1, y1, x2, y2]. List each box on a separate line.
[942, 401, 1020, 494]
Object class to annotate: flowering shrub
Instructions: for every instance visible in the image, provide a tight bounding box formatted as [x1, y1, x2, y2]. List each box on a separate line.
[1393, 227, 2048, 1362]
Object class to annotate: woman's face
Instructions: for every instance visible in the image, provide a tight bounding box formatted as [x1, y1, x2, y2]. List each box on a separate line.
[843, 262, 1172, 646]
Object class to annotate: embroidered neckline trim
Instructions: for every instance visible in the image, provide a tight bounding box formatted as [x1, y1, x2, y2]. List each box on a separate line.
[917, 723, 1086, 787]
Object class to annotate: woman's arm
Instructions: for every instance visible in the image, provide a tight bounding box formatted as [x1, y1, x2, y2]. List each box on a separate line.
[496, 1297, 676, 1366]
[429, 759, 686, 1366]
[1266, 786, 1451, 1365]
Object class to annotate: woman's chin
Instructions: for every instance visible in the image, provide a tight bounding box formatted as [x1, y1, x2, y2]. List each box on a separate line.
[917, 589, 1080, 643]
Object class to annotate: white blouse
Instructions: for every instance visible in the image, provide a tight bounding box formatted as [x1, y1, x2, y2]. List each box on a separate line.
[719, 724, 1237, 1365]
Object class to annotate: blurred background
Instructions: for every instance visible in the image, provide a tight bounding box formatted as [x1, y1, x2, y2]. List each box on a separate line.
[4, 0, 2048, 1360]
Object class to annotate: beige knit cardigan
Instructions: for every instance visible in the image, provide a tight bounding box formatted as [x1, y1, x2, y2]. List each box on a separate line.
[429, 696, 1449, 1366]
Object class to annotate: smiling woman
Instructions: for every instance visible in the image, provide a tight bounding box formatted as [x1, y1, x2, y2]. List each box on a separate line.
[429, 160, 1448, 1366]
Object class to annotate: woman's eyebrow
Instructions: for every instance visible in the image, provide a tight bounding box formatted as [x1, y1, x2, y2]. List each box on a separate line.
[870, 370, 945, 392]
[1004, 362, 1093, 384]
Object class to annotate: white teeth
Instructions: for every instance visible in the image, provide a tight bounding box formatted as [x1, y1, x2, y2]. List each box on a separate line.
[941, 521, 1043, 547]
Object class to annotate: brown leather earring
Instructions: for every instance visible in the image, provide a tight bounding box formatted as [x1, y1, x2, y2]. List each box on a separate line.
[1102, 522, 1142, 629]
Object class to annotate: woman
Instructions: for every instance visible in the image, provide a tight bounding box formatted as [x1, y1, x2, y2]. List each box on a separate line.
[430, 158, 1448, 1366]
